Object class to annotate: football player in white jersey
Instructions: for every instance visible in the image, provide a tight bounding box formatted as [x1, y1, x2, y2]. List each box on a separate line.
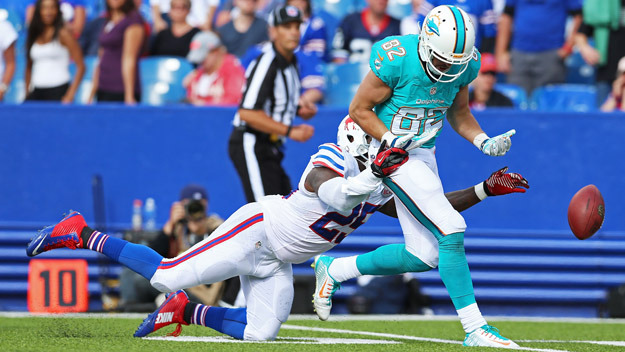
[26, 116, 527, 341]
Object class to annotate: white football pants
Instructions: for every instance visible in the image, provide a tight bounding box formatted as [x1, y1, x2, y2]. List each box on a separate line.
[149, 202, 293, 340]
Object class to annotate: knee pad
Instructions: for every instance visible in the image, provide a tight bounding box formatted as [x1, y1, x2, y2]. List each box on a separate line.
[149, 272, 176, 293]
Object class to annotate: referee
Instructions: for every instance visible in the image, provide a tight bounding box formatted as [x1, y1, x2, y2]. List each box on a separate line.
[229, 5, 316, 203]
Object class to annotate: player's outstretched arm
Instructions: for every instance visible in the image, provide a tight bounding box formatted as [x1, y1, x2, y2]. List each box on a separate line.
[377, 167, 529, 216]
[309, 143, 408, 212]
[348, 71, 392, 141]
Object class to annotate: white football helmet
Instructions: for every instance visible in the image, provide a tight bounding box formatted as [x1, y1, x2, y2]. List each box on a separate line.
[418, 5, 476, 82]
[337, 115, 370, 160]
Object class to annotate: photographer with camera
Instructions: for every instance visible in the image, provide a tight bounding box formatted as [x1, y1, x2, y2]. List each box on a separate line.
[120, 184, 230, 312]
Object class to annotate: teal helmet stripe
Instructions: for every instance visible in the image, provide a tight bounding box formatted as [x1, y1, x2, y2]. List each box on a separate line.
[448, 6, 466, 54]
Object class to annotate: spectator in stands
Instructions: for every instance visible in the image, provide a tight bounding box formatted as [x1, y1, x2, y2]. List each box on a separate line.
[417, 0, 497, 53]
[217, 0, 269, 57]
[25, 0, 85, 103]
[469, 53, 513, 110]
[183, 31, 245, 105]
[0, 20, 17, 102]
[332, 0, 401, 63]
[600, 56, 625, 112]
[151, 0, 218, 32]
[120, 184, 230, 311]
[80, 0, 150, 57]
[150, 0, 201, 57]
[400, 0, 423, 35]
[287, 0, 327, 60]
[26, 0, 86, 37]
[495, 0, 582, 95]
[215, 0, 282, 28]
[89, 0, 145, 104]
[575, 0, 625, 106]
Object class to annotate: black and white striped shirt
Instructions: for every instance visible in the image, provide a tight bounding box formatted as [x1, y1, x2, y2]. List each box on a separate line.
[233, 45, 301, 134]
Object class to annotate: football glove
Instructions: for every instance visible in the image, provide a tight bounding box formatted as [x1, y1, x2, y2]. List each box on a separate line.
[474, 129, 516, 156]
[371, 140, 409, 178]
[484, 166, 529, 196]
[381, 127, 441, 152]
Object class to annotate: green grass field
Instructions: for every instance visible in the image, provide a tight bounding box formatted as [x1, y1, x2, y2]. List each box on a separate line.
[1, 314, 624, 352]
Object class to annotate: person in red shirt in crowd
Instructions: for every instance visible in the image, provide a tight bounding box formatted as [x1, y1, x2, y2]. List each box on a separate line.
[469, 53, 513, 110]
[183, 31, 246, 105]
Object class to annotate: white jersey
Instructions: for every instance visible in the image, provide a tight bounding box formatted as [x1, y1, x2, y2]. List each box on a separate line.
[259, 143, 393, 264]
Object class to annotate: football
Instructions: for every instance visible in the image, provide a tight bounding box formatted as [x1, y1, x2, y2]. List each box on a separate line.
[567, 185, 605, 240]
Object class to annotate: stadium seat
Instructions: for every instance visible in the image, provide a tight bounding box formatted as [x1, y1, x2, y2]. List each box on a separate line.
[324, 61, 370, 106]
[69, 56, 99, 105]
[311, 0, 357, 20]
[566, 50, 596, 85]
[494, 83, 529, 110]
[386, 0, 413, 20]
[530, 84, 597, 112]
[139, 56, 194, 105]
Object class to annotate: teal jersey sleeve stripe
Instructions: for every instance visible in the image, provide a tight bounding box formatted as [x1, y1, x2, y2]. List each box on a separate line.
[449, 6, 466, 54]
[383, 178, 447, 241]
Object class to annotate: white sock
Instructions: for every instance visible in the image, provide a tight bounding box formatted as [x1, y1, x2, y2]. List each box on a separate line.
[328, 256, 361, 282]
[457, 303, 487, 333]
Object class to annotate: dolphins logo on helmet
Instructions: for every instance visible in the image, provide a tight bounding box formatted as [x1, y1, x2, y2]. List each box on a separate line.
[419, 5, 476, 83]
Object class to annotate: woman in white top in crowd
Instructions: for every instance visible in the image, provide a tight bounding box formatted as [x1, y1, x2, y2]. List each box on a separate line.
[26, 0, 85, 103]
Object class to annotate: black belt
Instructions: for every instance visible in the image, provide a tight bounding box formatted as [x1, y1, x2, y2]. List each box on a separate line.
[234, 126, 284, 145]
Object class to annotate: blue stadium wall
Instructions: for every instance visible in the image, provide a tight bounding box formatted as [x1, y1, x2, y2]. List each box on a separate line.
[0, 104, 622, 233]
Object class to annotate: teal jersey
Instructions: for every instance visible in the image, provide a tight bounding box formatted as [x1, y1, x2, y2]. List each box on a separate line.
[369, 35, 481, 148]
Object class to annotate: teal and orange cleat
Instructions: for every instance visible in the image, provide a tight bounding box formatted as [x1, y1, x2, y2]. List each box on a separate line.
[463, 325, 519, 348]
[134, 290, 190, 338]
[311, 255, 341, 321]
[26, 211, 86, 257]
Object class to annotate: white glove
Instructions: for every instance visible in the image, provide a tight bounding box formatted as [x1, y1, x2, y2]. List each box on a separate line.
[381, 127, 441, 151]
[473, 129, 516, 156]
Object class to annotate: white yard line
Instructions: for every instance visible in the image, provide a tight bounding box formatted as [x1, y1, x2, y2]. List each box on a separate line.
[281, 324, 570, 352]
[519, 340, 625, 347]
[144, 336, 400, 344]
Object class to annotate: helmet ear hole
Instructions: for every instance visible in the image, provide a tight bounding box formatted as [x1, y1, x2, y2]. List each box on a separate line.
[347, 136, 354, 142]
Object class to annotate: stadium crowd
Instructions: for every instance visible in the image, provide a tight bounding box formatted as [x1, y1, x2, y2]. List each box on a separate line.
[0, 0, 623, 111]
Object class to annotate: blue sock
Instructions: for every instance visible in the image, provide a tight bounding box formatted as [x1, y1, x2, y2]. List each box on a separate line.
[187, 304, 247, 340]
[355, 243, 432, 275]
[86, 231, 162, 280]
[438, 232, 476, 310]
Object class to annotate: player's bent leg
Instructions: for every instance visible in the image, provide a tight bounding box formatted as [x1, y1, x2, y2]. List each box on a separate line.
[355, 243, 434, 275]
[27, 211, 163, 281]
[150, 203, 265, 292]
[241, 264, 293, 340]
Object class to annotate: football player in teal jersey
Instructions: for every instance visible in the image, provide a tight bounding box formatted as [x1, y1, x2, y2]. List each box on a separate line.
[313, 5, 520, 348]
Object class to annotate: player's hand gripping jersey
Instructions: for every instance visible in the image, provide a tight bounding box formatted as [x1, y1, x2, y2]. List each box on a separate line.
[259, 143, 393, 264]
[370, 34, 481, 148]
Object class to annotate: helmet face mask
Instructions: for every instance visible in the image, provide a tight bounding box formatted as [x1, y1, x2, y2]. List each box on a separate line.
[418, 5, 476, 83]
[337, 116, 371, 161]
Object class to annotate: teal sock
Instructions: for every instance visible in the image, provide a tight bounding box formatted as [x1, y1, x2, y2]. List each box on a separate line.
[355, 244, 432, 275]
[438, 232, 476, 310]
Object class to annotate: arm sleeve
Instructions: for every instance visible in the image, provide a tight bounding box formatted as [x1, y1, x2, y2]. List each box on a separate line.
[317, 169, 382, 212]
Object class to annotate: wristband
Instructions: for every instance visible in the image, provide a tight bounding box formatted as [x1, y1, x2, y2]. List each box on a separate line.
[473, 133, 489, 150]
[286, 125, 293, 137]
[474, 182, 489, 201]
